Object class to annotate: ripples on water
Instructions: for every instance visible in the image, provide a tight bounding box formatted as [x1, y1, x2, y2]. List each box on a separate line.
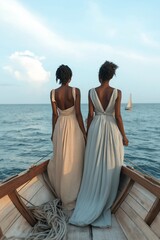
[0, 103, 160, 181]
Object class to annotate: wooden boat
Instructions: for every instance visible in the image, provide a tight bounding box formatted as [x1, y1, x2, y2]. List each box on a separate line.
[0, 160, 160, 240]
[125, 94, 132, 110]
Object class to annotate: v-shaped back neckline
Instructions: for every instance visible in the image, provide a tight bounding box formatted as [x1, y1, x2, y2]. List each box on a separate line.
[94, 88, 115, 112]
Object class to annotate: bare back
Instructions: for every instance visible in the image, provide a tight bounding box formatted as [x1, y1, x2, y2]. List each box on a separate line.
[55, 86, 74, 110]
[95, 86, 115, 111]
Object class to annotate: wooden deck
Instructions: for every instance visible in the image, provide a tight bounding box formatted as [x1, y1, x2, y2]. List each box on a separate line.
[67, 215, 127, 240]
[0, 161, 160, 240]
[0, 173, 127, 239]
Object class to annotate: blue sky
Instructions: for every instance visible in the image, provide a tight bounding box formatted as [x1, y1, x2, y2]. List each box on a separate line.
[0, 0, 160, 104]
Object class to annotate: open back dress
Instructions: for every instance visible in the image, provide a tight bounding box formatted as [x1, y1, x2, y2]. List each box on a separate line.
[69, 88, 124, 227]
[47, 87, 85, 210]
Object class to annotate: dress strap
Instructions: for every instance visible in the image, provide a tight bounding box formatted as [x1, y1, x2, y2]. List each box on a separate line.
[51, 89, 56, 102]
[72, 87, 76, 102]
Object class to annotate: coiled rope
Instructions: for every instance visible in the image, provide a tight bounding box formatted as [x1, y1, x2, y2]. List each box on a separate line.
[3, 199, 68, 240]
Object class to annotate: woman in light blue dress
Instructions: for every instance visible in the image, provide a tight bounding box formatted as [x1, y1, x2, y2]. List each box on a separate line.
[69, 61, 128, 228]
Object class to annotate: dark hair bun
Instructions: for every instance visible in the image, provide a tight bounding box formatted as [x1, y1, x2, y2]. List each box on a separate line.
[99, 61, 118, 82]
[56, 64, 72, 84]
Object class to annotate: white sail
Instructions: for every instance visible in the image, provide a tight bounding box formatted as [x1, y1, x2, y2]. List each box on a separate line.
[125, 94, 132, 110]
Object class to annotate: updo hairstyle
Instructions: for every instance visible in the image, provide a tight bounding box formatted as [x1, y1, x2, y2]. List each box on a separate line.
[56, 64, 72, 84]
[99, 61, 118, 82]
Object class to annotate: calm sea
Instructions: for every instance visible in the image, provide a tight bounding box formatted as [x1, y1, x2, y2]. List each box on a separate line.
[0, 104, 160, 181]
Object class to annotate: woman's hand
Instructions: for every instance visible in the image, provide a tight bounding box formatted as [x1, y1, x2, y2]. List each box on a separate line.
[123, 136, 129, 146]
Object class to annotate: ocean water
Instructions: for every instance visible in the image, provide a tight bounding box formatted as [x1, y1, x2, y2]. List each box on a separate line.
[0, 104, 160, 181]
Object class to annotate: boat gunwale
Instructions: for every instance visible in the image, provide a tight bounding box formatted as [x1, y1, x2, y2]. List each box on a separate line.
[0, 160, 49, 199]
[0, 161, 159, 200]
[0, 161, 160, 240]
[121, 166, 160, 198]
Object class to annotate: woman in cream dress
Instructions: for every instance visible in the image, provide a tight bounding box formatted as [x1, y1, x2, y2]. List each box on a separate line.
[47, 65, 86, 210]
[70, 61, 128, 227]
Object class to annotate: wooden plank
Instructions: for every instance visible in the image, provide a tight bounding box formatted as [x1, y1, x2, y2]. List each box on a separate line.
[5, 214, 31, 239]
[27, 185, 54, 206]
[145, 198, 160, 225]
[18, 177, 44, 205]
[0, 195, 20, 233]
[1, 205, 20, 234]
[151, 212, 160, 237]
[92, 215, 127, 240]
[18, 175, 54, 206]
[125, 194, 147, 219]
[17, 175, 40, 193]
[8, 190, 37, 226]
[121, 201, 159, 240]
[0, 195, 15, 218]
[116, 208, 147, 240]
[0, 160, 49, 199]
[67, 224, 91, 240]
[134, 182, 156, 202]
[130, 185, 155, 211]
[121, 166, 160, 198]
[112, 179, 134, 213]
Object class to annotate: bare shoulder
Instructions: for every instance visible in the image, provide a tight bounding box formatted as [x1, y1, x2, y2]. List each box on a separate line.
[95, 86, 100, 91]
[75, 87, 80, 95]
[117, 89, 122, 95]
[50, 89, 53, 99]
[116, 89, 122, 101]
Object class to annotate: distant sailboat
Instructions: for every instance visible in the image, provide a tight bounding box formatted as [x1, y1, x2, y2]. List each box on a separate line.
[125, 94, 132, 110]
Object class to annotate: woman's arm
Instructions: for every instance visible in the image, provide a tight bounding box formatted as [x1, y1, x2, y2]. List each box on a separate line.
[50, 91, 58, 141]
[87, 90, 94, 134]
[75, 88, 86, 141]
[115, 90, 129, 146]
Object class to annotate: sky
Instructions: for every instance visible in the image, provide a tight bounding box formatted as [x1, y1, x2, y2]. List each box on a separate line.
[0, 0, 160, 104]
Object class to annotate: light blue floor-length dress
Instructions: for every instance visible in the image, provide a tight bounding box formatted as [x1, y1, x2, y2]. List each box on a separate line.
[69, 88, 124, 227]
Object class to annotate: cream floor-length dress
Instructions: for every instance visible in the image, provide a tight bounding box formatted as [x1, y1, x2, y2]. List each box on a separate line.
[47, 88, 85, 210]
[69, 88, 124, 227]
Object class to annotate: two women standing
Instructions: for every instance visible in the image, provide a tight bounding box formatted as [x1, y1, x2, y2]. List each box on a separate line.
[47, 61, 128, 228]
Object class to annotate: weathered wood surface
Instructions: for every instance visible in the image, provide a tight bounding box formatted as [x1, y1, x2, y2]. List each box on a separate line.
[125, 194, 147, 219]
[8, 190, 37, 226]
[116, 208, 147, 240]
[66, 225, 92, 240]
[145, 198, 160, 225]
[92, 215, 127, 240]
[151, 212, 160, 238]
[0, 195, 20, 234]
[1, 162, 160, 240]
[66, 215, 127, 240]
[112, 179, 134, 213]
[5, 215, 31, 239]
[1, 174, 54, 238]
[117, 201, 159, 240]
[121, 166, 160, 198]
[122, 182, 156, 221]
[17, 175, 54, 206]
[0, 160, 49, 199]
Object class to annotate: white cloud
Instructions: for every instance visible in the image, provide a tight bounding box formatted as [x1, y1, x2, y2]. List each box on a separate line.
[1, 0, 160, 66]
[3, 51, 50, 84]
[0, 0, 79, 56]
